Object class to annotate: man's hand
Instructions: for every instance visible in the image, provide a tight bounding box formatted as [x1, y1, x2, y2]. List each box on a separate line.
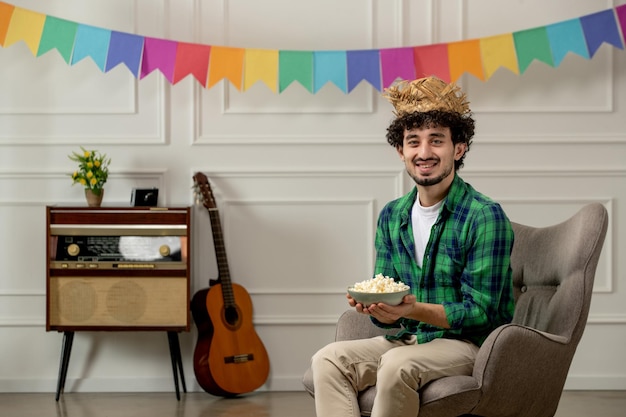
[346, 293, 450, 328]
[346, 293, 417, 324]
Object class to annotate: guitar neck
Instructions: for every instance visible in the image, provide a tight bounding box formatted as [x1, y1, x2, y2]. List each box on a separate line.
[208, 208, 235, 306]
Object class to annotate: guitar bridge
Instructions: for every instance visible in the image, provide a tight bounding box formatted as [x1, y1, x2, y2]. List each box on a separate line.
[224, 354, 254, 364]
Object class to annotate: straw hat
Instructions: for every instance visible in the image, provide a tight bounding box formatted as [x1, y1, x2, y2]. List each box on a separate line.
[383, 77, 470, 117]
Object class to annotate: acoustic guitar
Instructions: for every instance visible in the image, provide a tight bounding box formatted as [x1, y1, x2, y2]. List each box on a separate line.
[191, 172, 270, 396]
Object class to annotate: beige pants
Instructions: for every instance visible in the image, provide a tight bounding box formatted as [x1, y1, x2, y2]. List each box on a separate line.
[310, 335, 479, 417]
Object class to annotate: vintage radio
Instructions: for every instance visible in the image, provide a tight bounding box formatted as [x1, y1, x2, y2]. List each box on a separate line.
[46, 206, 191, 331]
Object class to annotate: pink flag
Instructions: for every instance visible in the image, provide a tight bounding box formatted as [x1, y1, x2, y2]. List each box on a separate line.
[141, 37, 178, 82]
[380, 47, 416, 88]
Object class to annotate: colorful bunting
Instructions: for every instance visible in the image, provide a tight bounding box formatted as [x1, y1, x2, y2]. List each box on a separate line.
[279, 50, 313, 93]
[207, 46, 245, 90]
[618, 5, 626, 39]
[106, 31, 144, 76]
[545, 19, 589, 65]
[0, 2, 625, 94]
[0, 2, 15, 46]
[71, 24, 110, 71]
[346, 49, 381, 92]
[414, 44, 450, 82]
[244, 48, 278, 92]
[380, 47, 416, 89]
[480, 34, 519, 79]
[173, 42, 211, 85]
[141, 37, 178, 82]
[314, 51, 347, 93]
[3, 6, 45, 55]
[38, 17, 78, 64]
[579, 9, 624, 57]
[449, 40, 484, 81]
[513, 27, 554, 73]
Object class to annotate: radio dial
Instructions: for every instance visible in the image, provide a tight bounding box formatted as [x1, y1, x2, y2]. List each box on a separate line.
[67, 244, 80, 257]
[159, 245, 171, 257]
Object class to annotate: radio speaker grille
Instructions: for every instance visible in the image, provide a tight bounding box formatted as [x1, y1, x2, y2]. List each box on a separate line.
[49, 276, 188, 328]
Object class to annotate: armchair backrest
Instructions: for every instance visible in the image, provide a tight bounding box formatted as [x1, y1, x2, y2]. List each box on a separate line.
[509, 203, 608, 343]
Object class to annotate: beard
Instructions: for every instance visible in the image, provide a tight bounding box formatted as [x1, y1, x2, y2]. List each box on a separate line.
[407, 160, 453, 187]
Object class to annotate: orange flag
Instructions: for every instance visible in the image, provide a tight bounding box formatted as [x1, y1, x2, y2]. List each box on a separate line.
[207, 46, 245, 90]
[448, 39, 484, 82]
[3, 6, 46, 55]
[480, 34, 519, 79]
[0, 2, 15, 46]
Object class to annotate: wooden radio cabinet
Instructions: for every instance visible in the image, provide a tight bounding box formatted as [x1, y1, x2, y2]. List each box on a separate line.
[46, 206, 191, 400]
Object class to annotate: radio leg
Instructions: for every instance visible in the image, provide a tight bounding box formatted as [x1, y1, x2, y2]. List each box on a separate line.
[167, 331, 187, 400]
[55, 331, 75, 401]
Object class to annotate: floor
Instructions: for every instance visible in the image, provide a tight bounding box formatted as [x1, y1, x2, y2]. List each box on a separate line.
[1, 390, 625, 417]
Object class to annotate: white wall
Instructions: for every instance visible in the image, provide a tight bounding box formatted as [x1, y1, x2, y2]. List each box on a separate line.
[0, 0, 625, 394]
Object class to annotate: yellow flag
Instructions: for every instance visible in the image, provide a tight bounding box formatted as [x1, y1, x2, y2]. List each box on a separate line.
[480, 34, 519, 79]
[4, 7, 46, 56]
[244, 48, 278, 92]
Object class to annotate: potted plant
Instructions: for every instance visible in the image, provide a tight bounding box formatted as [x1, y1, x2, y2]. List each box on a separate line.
[69, 147, 111, 207]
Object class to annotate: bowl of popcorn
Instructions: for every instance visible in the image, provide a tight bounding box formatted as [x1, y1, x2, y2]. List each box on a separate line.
[347, 274, 410, 307]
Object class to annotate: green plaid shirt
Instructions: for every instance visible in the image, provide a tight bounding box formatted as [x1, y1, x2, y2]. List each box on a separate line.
[373, 174, 514, 346]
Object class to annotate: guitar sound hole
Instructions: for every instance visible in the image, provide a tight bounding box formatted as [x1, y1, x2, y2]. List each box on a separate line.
[224, 305, 240, 327]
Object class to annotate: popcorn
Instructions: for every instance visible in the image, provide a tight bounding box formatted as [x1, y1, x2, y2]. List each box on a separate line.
[351, 274, 409, 293]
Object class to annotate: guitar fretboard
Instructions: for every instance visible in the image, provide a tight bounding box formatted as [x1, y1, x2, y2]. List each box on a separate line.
[208, 209, 236, 308]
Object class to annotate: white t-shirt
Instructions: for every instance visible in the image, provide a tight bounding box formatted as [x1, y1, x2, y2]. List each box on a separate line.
[411, 195, 443, 268]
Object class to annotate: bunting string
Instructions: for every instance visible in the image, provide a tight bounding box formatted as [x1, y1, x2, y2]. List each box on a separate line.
[1, 1, 625, 94]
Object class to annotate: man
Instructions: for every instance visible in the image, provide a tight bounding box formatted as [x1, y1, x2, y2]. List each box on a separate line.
[310, 76, 515, 417]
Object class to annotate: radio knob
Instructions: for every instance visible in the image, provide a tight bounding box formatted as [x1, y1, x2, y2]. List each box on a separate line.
[159, 245, 171, 257]
[67, 244, 80, 257]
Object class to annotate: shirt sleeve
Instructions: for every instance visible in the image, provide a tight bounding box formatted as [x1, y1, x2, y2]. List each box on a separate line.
[442, 204, 514, 334]
[373, 204, 400, 279]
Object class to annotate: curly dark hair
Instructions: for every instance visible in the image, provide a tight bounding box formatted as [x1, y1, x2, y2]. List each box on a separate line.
[386, 110, 476, 171]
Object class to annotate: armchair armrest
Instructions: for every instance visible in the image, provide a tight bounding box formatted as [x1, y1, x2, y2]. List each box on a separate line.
[470, 323, 573, 416]
[335, 310, 399, 341]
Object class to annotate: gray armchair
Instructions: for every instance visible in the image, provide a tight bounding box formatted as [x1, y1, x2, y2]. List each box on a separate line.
[303, 203, 608, 417]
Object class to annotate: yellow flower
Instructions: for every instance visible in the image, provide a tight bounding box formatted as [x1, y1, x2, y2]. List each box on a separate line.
[69, 147, 110, 193]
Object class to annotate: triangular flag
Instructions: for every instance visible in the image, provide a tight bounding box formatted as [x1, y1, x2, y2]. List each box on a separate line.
[414, 44, 450, 82]
[346, 49, 381, 92]
[173, 42, 211, 85]
[545, 19, 589, 65]
[314, 50, 347, 93]
[278, 50, 313, 93]
[380, 47, 415, 88]
[38, 16, 78, 64]
[71, 24, 111, 71]
[207, 46, 245, 90]
[513, 27, 554, 73]
[0, 2, 16, 46]
[617, 5, 626, 43]
[580, 9, 624, 57]
[243, 48, 278, 92]
[3, 6, 46, 55]
[448, 39, 484, 81]
[106, 31, 144, 77]
[480, 34, 519, 79]
[141, 37, 178, 82]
